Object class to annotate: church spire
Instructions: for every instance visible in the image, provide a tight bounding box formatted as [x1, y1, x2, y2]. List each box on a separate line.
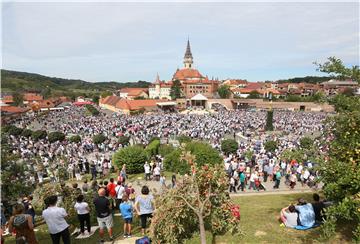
[183, 38, 193, 69]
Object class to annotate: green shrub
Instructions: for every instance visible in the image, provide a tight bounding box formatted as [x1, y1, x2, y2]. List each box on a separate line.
[159, 144, 175, 157]
[264, 140, 278, 152]
[185, 141, 223, 167]
[31, 130, 47, 141]
[177, 135, 192, 144]
[8, 126, 23, 136]
[299, 137, 314, 150]
[221, 139, 238, 155]
[69, 135, 81, 143]
[145, 139, 160, 158]
[21, 129, 33, 138]
[93, 134, 106, 144]
[85, 104, 99, 116]
[112, 145, 147, 174]
[118, 136, 130, 146]
[48, 131, 66, 143]
[2, 125, 15, 133]
[164, 149, 190, 175]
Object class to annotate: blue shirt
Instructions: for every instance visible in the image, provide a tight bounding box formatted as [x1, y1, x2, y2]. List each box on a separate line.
[295, 203, 315, 227]
[119, 202, 133, 219]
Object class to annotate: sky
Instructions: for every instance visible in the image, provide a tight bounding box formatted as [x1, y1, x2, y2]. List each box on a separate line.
[2, 2, 359, 83]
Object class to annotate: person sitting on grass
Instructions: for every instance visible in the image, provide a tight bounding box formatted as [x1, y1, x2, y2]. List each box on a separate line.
[295, 198, 315, 228]
[119, 194, 133, 238]
[279, 204, 298, 228]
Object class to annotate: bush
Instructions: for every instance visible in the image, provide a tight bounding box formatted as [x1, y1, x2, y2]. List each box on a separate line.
[177, 135, 192, 144]
[300, 137, 314, 150]
[265, 110, 274, 131]
[185, 141, 223, 167]
[31, 130, 47, 141]
[85, 104, 99, 116]
[8, 126, 23, 136]
[221, 139, 238, 155]
[48, 131, 66, 143]
[93, 134, 106, 144]
[163, 149, 190, 175]
[264, 140, 278, 152]
[69, 135, 81, 143]
[159, 144, 175, 157]
[118, 136, 130, 146]
[112, 145, 147, 174]
[2, 125, 15, 133]
[21, 129, 33, 138]
[145, 139, 160, 158]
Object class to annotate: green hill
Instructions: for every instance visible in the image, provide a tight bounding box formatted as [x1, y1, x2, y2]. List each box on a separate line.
[1, 69, 151, 96]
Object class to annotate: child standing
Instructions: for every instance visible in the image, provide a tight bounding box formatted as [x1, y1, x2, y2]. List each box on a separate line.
[119, 195, 133, 238]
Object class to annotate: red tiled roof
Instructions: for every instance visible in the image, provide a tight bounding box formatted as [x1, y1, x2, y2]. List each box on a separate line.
[120, 88, 148, 97]
[245, 82, 264, 90]
[115, 99, 167, 110]
[1, 95, 14, 103]
[173, 68, 204, 80]
[23, 93, 43, 101]
[0, 106, 30, 113]
[102, 96, 121, 106]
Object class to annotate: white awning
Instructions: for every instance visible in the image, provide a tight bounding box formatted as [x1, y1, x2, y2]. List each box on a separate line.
[156, 102, 177, 106]
[190, 94, 208, 101]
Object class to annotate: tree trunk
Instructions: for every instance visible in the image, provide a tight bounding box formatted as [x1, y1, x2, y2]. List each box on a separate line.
[198, 214, 207, 244]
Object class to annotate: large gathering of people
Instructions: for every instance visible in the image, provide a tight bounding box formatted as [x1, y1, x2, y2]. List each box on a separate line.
[1, 105, 331, 243]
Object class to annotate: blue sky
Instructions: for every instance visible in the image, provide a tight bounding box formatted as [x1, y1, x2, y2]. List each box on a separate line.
[2, 2, 359, 82]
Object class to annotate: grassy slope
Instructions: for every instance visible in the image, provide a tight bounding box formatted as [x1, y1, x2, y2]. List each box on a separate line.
[5, 193, 352, 244]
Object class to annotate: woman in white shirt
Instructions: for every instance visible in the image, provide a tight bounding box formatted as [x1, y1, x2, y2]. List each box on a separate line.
[74, 195, 91, 236]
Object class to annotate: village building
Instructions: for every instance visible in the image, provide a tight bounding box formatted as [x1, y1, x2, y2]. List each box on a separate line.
[119, 88, 149, 99]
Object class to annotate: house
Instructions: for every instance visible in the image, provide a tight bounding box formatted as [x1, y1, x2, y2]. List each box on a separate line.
[222, 79, 248, 88]
[23, 93, 43, 104]
[148, 74, 172, 100]
[119, 88, 149, 100]
[320, 79, 359, 96]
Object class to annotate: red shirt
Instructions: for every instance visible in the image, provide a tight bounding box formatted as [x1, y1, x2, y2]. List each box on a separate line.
[107, 183, 116, 198]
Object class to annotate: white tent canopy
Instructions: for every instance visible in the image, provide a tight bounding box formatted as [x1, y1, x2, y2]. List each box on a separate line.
[190, 94, 208, 101]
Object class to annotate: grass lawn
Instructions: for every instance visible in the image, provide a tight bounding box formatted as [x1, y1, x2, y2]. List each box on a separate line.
[5, 193, 353, 244]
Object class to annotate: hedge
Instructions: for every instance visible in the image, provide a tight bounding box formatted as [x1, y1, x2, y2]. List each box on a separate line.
[31, 130, 47, 141]
[112, 145, 147, 174]
[93, 134, 106, 144]
[164, 149, 190, 175]
[185, 141, 223, 166]
[221, 139, 238, 155]
[145, 139, 160, 159]
[48, 131, 66, 143]
[69, 135, 81, 143]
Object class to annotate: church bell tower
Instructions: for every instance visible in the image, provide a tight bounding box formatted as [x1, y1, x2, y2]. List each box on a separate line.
[183, 39, 193, 69]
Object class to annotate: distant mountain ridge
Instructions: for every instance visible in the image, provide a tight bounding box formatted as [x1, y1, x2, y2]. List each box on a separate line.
[1, 69, 152, 94]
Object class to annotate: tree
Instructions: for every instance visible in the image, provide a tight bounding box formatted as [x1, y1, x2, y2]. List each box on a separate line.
[85, 104, 100, 116]
[31, 130, 47, 141]
[12, 92, 24, 106]
[314, 56, 360, 83]
[112, 145, 147, 174]
[170, 79, 182, 100]
[92, 95, 100, 104]
[48, 131, 66, 143]
[217, 85, 231, 98]
[319, 110, 360, 241]
[299, 137, 314, 150]
[100, 91, 112, 98]
[264, 140, 278, 152]
[41, 87, 52, 99]
[69, 135, 81, 143]
[265, 110, 274, 131]
[185, 141, 223, 167]
[164, 149, 190, 175]
[118, 136, 130, 146]
[221, 139, 238, 155]
[247, 90, 260, 99]
[145, 139, 160, 158]
[329, 94, 360, 113]
[92, 134, 106, 144]
[150, 153, 241, 244]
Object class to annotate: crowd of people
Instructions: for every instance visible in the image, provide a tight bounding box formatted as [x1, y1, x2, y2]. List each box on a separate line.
[1, 105, 331, 243]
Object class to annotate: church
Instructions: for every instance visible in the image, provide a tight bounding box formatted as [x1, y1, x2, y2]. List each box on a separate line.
[149, 40, 219, 99]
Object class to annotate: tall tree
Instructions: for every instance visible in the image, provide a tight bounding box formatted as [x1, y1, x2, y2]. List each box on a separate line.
[100, 91, 112, 98]
[314, 56, 360, 83]
[217, 85, 231, 98]
[170, 79, 182, 100]
[12, 92, 24, 106]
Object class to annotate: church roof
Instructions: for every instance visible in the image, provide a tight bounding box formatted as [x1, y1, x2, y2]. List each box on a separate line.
[173, 68, 204, 80]
[184, 39, 193, 59]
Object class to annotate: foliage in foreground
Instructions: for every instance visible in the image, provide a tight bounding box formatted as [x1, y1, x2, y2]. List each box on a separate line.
[319, 105, 360, 241]
[150, 153, 240, 244]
